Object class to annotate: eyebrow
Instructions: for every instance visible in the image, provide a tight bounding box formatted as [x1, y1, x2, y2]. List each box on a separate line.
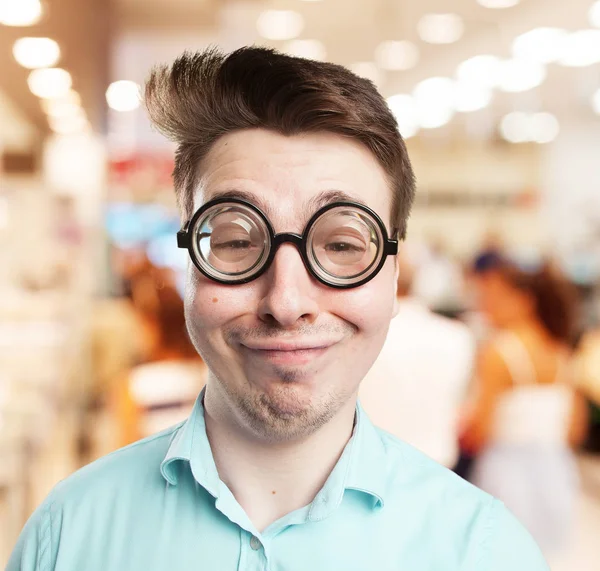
[203, 189, 275, 218]
[305, 190, 367, 213]
[204, 189, 368, 222]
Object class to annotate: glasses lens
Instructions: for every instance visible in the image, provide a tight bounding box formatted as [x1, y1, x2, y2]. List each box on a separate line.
[309, 207, 382, 283]
[192, 203, 270, 280]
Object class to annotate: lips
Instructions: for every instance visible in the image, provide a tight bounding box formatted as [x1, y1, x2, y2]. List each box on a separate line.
[240, 339, 339, 366]
[241, 340, 337, 352]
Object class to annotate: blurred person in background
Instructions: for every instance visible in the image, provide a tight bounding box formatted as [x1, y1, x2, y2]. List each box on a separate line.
[112, 267, 206, 446]
[9, 47, 549, 571]
[461, 244, 510, 343]
[360, 251, 476, 469]
[459, 254, 588, 562]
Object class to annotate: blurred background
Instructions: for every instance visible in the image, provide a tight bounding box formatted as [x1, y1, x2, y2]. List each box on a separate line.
[1, 0, 600, 568]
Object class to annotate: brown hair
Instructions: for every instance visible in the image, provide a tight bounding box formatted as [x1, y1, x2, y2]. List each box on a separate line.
[144, 46, 416, 238]
[500, 262, 579, 344]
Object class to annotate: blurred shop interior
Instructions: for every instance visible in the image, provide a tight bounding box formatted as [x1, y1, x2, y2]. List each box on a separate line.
[1, 0, 600, 568]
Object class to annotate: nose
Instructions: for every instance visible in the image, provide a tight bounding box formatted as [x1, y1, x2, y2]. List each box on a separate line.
[257, 243, 320, 328]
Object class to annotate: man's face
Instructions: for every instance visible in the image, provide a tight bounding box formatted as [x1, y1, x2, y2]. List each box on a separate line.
[185, 129, 399, 441]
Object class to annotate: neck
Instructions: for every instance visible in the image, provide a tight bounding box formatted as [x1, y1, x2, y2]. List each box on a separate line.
[203, 384, 356, 532]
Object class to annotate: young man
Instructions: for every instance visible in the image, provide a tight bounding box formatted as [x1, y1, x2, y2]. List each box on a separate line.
[9, 47, 549, 570]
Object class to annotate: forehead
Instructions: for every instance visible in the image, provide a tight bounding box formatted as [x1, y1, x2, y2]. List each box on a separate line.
[194, 129, 392, 228]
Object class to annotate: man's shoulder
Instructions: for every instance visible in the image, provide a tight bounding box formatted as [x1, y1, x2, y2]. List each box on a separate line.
[7, 423, 193, 571]
[376, 430, 549, 569]
[372, 428, 531, 568]
[375, 427, 492, 508]
[46, 422, 183, 507]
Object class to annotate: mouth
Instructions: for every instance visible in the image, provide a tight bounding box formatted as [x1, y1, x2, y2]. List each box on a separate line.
[240, 340, 338, 366]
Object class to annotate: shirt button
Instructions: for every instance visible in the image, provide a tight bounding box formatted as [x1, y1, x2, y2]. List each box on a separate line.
[250, 536, 261, 551]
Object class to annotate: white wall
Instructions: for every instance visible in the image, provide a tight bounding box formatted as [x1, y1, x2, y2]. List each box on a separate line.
[406, 140, 544, 258]
[539, 118, 600, 256]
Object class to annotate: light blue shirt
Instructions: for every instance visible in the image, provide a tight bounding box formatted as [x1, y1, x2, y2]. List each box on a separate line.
[9, 394, 549, 570]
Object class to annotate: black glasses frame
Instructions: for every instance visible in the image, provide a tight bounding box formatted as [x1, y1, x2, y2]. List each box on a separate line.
[177, 197, 398, 289]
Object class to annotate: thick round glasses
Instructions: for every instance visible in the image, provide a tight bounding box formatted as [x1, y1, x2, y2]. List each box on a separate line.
[177, 198, 398, 289]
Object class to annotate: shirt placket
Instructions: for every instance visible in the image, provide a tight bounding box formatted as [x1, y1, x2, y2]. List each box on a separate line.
[238, 528, 270, 571]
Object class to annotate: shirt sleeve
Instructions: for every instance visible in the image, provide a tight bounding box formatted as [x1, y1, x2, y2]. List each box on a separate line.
[6, 500, 56, 571]
[484, 499, 550, 571]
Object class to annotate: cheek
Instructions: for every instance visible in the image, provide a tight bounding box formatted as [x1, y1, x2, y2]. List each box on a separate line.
[331, 263, 397, 334]
[184, 268, 257, 330]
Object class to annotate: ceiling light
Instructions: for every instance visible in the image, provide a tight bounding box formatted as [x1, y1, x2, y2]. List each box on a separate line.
[497, 59, 546, 92]
[283, 39, 326, 61]
[418, 107, 455, 129]
[48, 114, 89, 136]
[386, 94, 419, 138]
[592, 89, 600, 115]
[454, 83, 492, 112]
[0, 0, 42, 26]
[375, 41, 419, 71]
[256, 10, 304, 41]
[512, 28, 568, 64]
[499, 112, 530, 143]
[499, 111, 559, 143]
[413, 77, 456, 129]
[590, 1, 600, 28]
[28, 68, 73, 99]
[13, 38, 60, 69]
[40, 90, 81, 114]
[44, 100, 84, 120]
[477, 0, 519, 8]
[414, 77, 455, 106]
[418, 13, 464, 44]
[106, 80, 141, 112]
[557, 30, 600, 67]
[456, 55, 502, 89]
[349, 62, 383, 86]
[529, 112, 559, 143]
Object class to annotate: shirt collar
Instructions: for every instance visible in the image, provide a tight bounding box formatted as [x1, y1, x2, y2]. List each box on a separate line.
[161, 389, 389, 510]
[344, 402, 389, 507]
[161, 387, 221, 496]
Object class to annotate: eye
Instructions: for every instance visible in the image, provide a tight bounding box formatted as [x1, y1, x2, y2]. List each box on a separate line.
[209, 220, 255, 252]
[212, 239, 252, 250]
[324, 241, 365, 253]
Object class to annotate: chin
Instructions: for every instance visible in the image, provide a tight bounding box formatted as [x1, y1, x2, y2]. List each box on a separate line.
[257, 376, 314, 415]
[236, 381, 345, 441]
[262, 390, 311, 419]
